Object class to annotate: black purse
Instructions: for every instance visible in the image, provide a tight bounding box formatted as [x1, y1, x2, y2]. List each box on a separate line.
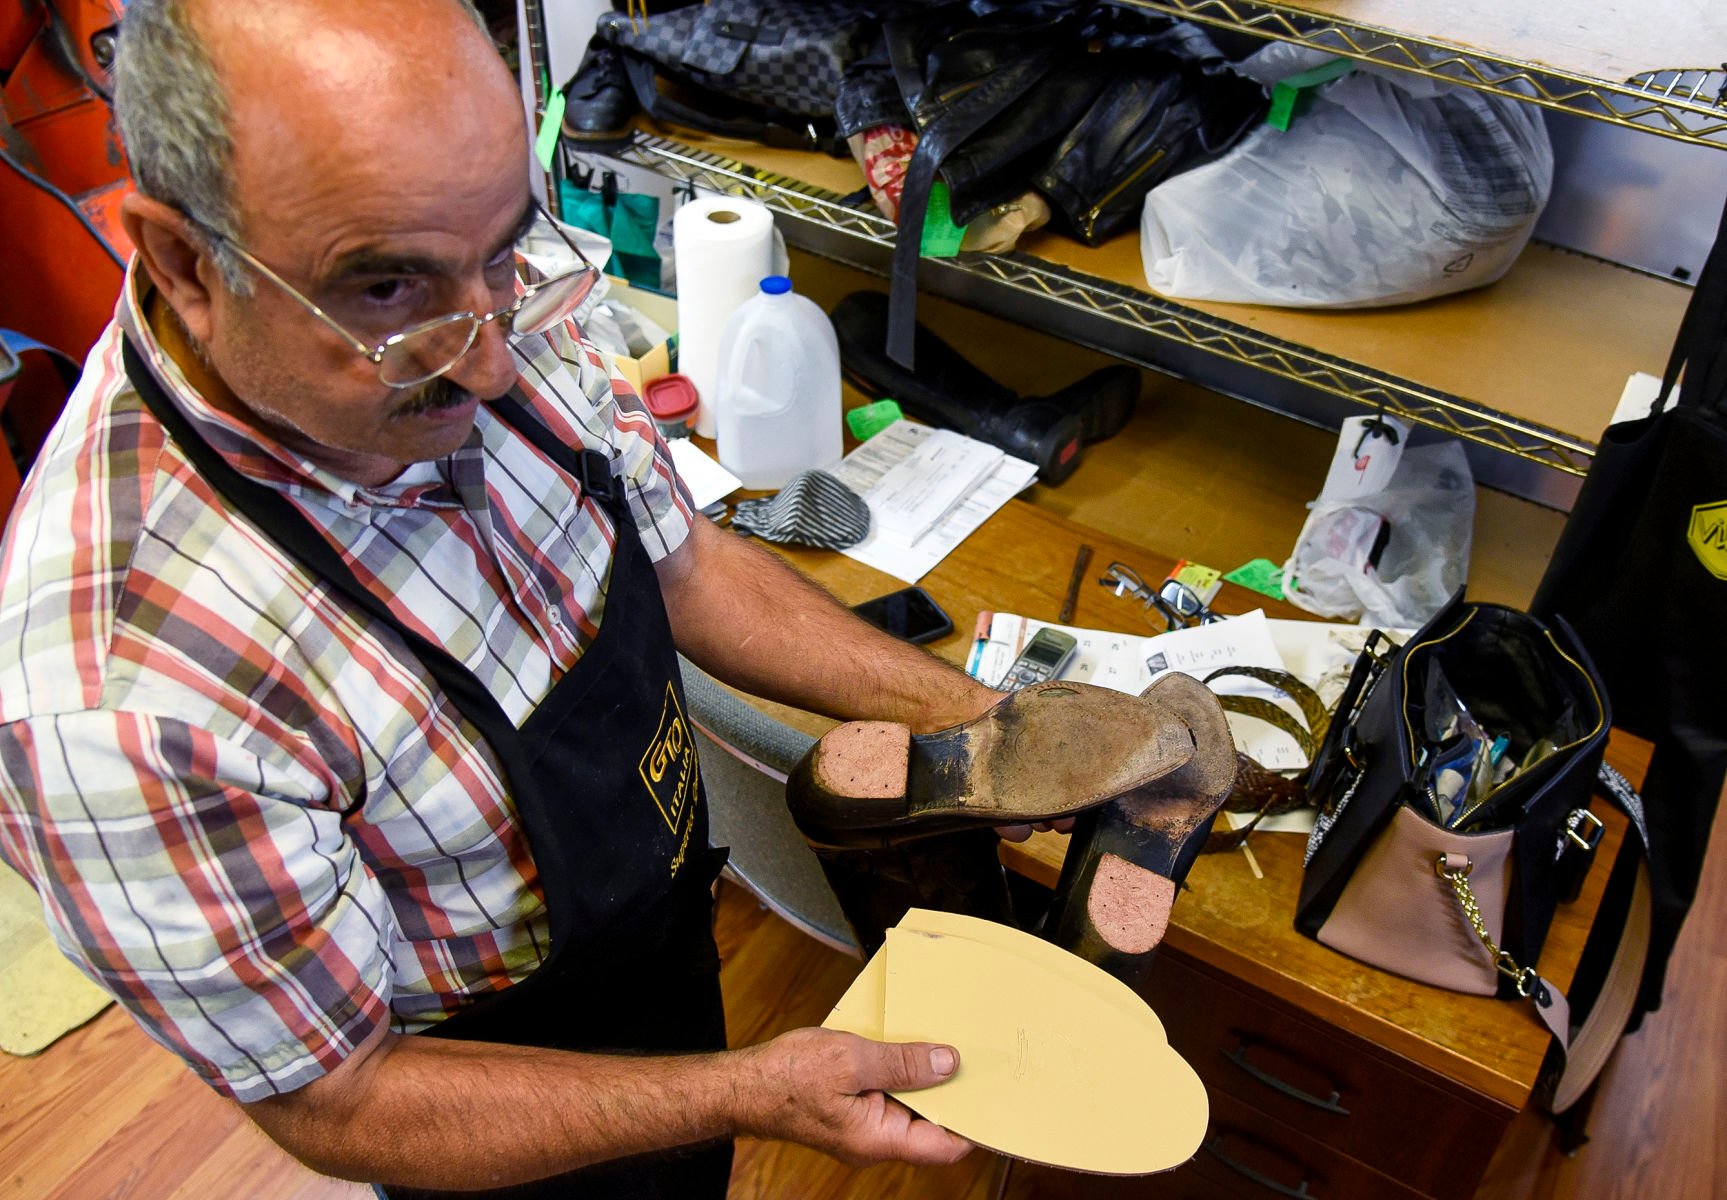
[1296, 592, 1660, 1113]
[1297, 593, 1611, 1002]
[1531, 187, 1727, 1019]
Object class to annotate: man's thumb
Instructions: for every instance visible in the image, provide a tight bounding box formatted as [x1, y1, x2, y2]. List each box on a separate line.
[875, 1041, 959, 1092]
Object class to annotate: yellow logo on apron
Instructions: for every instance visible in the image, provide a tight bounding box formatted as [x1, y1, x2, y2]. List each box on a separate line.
[639, 683, 699, 834]
[1689, 500, 1727, 581]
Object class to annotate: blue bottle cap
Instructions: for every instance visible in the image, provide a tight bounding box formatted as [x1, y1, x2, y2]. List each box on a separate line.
[760, 275, 792, 295]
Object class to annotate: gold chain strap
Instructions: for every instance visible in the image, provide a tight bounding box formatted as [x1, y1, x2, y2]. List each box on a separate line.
[1434, 854, 1539, 998]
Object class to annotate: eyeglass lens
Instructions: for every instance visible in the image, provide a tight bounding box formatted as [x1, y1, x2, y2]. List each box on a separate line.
[515, 266, 600, 335]
[376, 262, 599, 387]
[1160, 580, 1204, 616]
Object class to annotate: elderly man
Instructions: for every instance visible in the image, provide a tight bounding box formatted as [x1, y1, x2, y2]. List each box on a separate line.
[0, 0, 1021, 1195]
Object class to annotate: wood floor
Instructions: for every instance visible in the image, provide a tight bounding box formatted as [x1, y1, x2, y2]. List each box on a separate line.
[7, 800, 1725, 1199]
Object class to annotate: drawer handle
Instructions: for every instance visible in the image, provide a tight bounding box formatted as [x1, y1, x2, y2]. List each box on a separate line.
[1223, 1042, 1351, 1115]
[1205, 1135, 1317, 1199]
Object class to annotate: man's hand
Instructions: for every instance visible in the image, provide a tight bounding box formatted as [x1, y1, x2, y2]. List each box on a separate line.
[735, 1028, 973, 1167]
[995, 817, 1077, 843]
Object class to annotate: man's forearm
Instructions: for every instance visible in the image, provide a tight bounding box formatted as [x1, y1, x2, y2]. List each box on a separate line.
[250, 1031, 742, 1189]
[661, 519, 998, 733]
[246, 1027, 967, 1190]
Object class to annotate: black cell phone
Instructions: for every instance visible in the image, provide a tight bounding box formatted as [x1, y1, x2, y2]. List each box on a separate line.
[851, 586, 954, 645]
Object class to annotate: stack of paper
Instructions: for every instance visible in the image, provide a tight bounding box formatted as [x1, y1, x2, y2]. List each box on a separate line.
[830, 421, 1038, 583]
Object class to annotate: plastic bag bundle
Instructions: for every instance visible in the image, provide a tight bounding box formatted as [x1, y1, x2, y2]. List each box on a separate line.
[1140, 45, 1553, 308]
[1283, 426, 1475, 628]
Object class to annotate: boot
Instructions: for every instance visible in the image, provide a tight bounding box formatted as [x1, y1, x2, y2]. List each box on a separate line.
[832, 292, 1140, 485]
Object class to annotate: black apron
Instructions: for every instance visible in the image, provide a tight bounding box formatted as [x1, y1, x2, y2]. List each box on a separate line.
[123, 339, 732, 1198]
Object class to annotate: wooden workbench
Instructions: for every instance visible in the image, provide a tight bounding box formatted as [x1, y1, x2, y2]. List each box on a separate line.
[765, 494, 1641, 1200]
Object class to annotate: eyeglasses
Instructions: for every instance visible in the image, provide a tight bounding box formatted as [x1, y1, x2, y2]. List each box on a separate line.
[1097, 562, 1226, 631]
[191, 206, 600, 389]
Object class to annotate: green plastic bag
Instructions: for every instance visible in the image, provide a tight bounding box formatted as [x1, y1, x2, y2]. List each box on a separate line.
[558, 174, 662, 288]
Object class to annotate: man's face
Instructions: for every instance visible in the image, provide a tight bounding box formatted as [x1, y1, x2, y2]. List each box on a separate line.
[189, 2, 533, 484]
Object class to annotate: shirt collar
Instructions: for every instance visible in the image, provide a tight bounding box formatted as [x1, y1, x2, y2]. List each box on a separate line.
[118, 259, 479, 511]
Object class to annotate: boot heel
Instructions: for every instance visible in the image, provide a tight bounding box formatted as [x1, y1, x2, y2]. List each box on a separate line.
[806, 720, 911, 802]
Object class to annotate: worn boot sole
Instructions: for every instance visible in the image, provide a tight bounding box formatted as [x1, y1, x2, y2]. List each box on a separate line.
[1047, 672, 1238, 985]
[788, 681, 1199, 851]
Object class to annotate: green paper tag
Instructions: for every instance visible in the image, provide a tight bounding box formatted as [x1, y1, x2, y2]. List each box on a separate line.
[847, 398, 905, 441]
[535, 90, 568, 171]
[919, 183, 967, 258]
[1223, 558, 1287, 600]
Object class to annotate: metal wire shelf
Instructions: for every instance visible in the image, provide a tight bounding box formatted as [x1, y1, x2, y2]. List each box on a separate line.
[621, 134, 1598, 478]
[1112, 0, 1727, 148]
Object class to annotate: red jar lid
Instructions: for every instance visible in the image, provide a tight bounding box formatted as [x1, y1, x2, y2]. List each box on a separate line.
[644, 373, 699, 422]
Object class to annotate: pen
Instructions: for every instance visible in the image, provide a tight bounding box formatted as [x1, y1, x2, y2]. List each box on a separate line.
[967, 611, 993, 678]
[1058, 544, 1093, 624]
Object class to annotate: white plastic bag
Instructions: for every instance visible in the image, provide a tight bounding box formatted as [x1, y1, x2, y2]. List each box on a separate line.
[1283, 433, 1475, 628]
[1140, 45, 1553, 308]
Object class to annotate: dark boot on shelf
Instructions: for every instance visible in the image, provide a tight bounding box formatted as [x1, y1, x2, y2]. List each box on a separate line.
[831, 291, 1141, 485]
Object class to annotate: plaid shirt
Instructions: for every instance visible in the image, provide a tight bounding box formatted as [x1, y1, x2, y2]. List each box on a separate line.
[0, 264, 696, 1102]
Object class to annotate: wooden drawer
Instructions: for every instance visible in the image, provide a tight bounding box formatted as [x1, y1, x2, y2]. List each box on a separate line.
[1006, 1091, 1425, 1200]
[1188, 1090, 1430, 1200]
[1141, 953, 1509, 1199]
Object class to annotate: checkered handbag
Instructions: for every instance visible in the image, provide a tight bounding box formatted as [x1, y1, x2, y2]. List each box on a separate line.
[596, 0, 882, 120]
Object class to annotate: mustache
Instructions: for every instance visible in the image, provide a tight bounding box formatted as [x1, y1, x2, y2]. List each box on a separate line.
[392, 376, 476, 418]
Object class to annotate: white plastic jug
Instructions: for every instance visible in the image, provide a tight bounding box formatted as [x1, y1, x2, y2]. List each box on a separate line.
[713, 276, 843, 490]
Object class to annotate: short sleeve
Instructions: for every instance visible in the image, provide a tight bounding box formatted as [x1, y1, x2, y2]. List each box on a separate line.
[0, 709, 394, 1101]
[520, 320, 698, 562]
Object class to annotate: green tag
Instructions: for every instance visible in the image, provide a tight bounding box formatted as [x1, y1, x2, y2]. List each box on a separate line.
[535, 90, 568, 171]
[847, 398, 904, 441]
[918, 183, 967, 258]
[1266, 56, 1354, 130]
[1223, 558, 1287, 600]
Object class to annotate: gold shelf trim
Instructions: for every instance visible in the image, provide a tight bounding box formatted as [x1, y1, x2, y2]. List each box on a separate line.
[1114, 0, 1727, 148]
[623, 134, 1596, 476]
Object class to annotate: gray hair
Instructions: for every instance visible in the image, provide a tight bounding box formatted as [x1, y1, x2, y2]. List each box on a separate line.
[114, 0, 491, 295]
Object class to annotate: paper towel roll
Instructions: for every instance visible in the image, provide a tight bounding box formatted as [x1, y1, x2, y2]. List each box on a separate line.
[674, 196, 777, 437]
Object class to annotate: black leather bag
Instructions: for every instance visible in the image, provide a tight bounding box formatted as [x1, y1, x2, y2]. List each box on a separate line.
[1531, 188, 1727, 1017]
[1033, 27, 1267, 246]
[591, 0, 899, 155]
[877, 0, 1265, 364]
[1297, 593, 1611, 1001]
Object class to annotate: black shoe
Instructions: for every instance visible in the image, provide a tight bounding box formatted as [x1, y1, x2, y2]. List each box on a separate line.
[560, 43, 637, 151]
[1042, 672, 1238, 989]
[786, 681, 1199, 852]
